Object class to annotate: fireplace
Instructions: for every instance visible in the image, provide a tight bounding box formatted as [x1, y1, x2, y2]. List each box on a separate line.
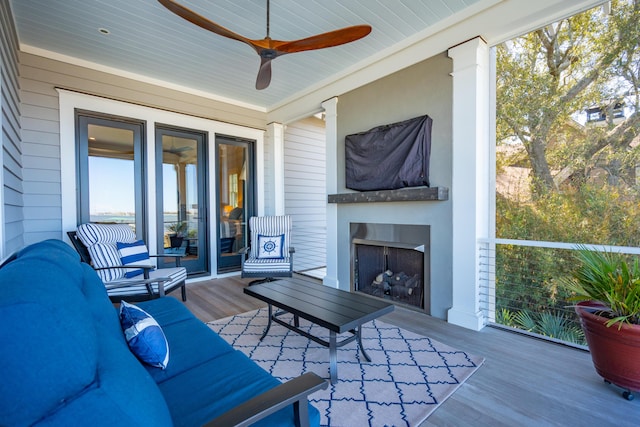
[350, 223, 430, 313]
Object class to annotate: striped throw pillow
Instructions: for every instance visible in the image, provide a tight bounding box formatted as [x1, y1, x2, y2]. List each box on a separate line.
[88, 243, 125, 282]
[117, 240, 151, 278]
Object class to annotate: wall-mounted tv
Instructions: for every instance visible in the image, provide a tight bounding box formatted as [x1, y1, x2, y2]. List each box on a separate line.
[345, 115, 432, 191]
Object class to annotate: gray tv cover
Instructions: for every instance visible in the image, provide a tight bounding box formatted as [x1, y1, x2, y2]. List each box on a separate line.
[345, 115, 432, 191]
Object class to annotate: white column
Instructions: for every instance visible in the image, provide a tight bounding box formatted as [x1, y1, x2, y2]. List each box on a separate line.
[263, 122, 284, 216]
[267, 122, 285, 215]
[322, 97, 339, 288]
[447, 37, 490, 331]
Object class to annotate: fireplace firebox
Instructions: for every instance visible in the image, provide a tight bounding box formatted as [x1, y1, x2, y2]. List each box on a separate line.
[350, 223, 430, 313]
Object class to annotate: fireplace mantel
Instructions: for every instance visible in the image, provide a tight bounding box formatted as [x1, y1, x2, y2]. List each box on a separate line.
[328, 186, 448, 204]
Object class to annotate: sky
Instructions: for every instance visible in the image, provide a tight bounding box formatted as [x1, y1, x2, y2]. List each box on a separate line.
[89, 156, 180, 214]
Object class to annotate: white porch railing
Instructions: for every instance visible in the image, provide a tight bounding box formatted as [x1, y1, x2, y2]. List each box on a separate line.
[478, 238, 640, 347]
[291, 225, 327, 274]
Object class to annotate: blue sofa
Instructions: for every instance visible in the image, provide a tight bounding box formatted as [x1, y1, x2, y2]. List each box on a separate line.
[0, 240, 325, 426]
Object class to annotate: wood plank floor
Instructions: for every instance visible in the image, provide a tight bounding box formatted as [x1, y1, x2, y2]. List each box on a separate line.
[172, 275, 640, 426]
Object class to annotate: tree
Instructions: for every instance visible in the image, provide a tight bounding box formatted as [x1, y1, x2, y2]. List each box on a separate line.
[496, 0, 640, 197]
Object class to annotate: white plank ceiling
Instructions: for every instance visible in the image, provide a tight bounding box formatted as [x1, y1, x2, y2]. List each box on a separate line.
[9, 0, 488, 110]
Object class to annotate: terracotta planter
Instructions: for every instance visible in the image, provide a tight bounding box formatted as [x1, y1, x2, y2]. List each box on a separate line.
[575, 301, 640, 393]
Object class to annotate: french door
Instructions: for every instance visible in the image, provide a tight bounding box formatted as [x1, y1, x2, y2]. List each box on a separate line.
[156, 126, 208, 276]
[216, 136, 254, 273]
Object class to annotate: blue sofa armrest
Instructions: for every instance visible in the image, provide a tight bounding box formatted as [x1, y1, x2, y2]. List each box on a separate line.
[203, 372, 328, 427]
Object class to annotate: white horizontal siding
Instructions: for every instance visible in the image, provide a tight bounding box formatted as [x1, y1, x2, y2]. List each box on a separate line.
[20, 77, 62, 243]
[24, 206, 60, 220]
[284, 116, 326, 274]
[1, 0, 24, 255]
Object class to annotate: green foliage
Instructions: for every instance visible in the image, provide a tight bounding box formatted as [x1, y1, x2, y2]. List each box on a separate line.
[496, 308, 585, 345]
[167, 221, 188, 236]
[495, 186, 640, 338]
[536, 312, 584, 343]
[495, 244, 569, 312]
[497, 184, 640, 247]
[513, 310, 537, 331]
[496, 0, 640, 195]
[562, 246, 640, 326]
[496, 308, 515, 326]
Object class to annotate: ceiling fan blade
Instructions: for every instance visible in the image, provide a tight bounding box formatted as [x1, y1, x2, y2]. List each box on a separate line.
[255, 57, 273, 90]
[157, 0, 252, 46]
[274, 25, 372, 54]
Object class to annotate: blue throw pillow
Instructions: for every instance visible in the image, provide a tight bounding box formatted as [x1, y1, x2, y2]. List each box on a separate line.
[256, 234, 285, 259]
[117, 240, 151, 278]
[119, 301, 169, 369]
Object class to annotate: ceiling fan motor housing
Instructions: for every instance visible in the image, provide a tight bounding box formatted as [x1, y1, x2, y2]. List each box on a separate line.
[260, 49, 279, 59]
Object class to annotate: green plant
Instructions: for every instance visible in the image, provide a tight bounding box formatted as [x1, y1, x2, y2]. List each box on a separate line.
[535, 311, 584, 343]
[498, 308, 585, 345]
[563, 246, 640, 326]
[513, 310, 537, 331]
[496, 308, 516, 327]
[167, 221, 188, 237]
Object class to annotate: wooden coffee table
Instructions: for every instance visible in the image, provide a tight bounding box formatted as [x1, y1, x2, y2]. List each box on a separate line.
[244, 280, 394, 383]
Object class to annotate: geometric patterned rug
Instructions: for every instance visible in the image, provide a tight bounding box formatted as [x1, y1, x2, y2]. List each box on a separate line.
[208, 308, 484, 427]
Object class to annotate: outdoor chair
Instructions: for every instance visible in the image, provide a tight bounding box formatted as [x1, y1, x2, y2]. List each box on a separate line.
[68, 223, 187, 302]
[240, 215, 295, 285]
[220, 218, 236, 253]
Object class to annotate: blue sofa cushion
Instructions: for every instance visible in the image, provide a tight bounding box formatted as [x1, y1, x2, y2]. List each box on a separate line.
[40, 334, 174, 427]
[139, 298, 235, 384]
[120, 301, 170, 369]
[137, 296, 196, 326]
[157, 350, 320, 427]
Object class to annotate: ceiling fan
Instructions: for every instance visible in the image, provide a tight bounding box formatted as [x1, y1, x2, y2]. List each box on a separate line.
[157, 0, 372, 90]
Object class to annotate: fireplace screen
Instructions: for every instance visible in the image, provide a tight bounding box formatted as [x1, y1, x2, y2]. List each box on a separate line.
[354, 243, 424, 309]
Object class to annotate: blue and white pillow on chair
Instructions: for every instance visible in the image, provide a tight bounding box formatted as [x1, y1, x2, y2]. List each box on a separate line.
[119, 301, 169, 369]
[256, 234, 285, 259]
[117, 240, 151, 278]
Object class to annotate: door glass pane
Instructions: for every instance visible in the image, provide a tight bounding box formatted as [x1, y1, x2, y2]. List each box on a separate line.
[162, 135, 198, 248]
[159, 131, 207, 275]
[87, 124, 136, 228]
[218, 142, 250, 272]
